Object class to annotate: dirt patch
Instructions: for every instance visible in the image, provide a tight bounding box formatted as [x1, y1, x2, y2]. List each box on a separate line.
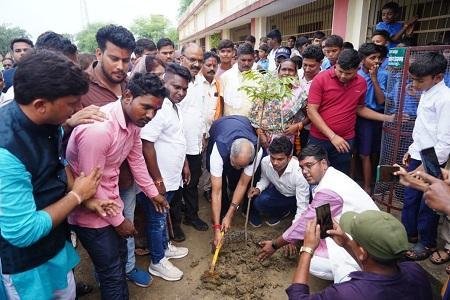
[195, 231, 297, 299]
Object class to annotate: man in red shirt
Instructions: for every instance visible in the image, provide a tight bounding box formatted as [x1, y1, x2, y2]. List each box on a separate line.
[307, 49, 393, 175]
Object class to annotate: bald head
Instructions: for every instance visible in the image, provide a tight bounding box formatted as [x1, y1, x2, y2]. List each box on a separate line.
[181, 42, 204, 77]
[230, 138, 255, 169]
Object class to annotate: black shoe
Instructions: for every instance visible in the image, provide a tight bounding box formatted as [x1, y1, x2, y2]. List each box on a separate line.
[76, 282, 93, 298]
[203, 190, 212, 203]
[172, 225, 186, 242]
[184, 217, 209, 231]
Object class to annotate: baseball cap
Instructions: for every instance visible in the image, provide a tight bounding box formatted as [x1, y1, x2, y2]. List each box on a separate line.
[275, 47, 291, 60]
[339, 210, 409, 260]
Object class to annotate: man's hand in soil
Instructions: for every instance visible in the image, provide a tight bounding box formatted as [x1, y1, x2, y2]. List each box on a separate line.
[83, 198, 121, 217]
[115, 219, 137, 238]
[258, 240, 276, 261]
[151, 194, 170, 213]
[282, 243, 298, 257]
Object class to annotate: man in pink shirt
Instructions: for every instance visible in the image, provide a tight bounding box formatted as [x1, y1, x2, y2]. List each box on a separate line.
[66, 73, 168, 299]
[307, 49, 393, 175]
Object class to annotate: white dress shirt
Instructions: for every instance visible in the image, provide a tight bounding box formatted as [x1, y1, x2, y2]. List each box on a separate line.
[256, 156, 310, 221]
[198, 73, 221, 133]
[408, 80, 450, 164]
[221, 64, 254, 117]
[268, 48, 278, 72]
[178, 76, 207, 155]
[140, 98, 187, 191]
[209, 143, 263, 178]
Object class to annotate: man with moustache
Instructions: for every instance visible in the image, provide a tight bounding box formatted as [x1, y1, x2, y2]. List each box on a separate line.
[177, 43, 209, 233]
[156, 38, 175, 63]
[78, 25, 152, 288]
[66, 73, 168, 299]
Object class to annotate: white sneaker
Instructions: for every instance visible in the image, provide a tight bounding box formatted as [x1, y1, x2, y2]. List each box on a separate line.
[165, 242, 189, 259]
[148, 257, 183, 281]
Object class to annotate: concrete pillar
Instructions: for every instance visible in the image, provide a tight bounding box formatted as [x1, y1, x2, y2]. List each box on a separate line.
[222, 28, 231, 40]
[331, 0, 349, 38]
[205, 34, 211, 50]
[345, 0, 371, 47]
[253, 16, 267, 46]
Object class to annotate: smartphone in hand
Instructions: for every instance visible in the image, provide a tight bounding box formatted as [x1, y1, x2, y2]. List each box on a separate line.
[315, 203, 333, 239]
[420, 147, 442, 179]
[376, 165, 400, 182]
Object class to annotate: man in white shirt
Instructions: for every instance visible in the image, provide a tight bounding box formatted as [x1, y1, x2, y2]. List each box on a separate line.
[221, 43, 255, 117]
[266, 29, 282, 72]
[401, 52, 450, 260]
[258, 144, 379, 283]
[247, 136, 309, 227]
[140, 63, 191, 281]
[199, 51, 222, 132]
[179, 43, 209, 231]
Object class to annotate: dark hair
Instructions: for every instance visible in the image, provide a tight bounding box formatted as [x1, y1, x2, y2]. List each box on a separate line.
[135, 38, 156, 56]
[269, 136, 293, 156]
[78, 53, 96, 70]
[298, 144, 329, 163]
[295, 36, 310, 49]
[35, 31, 78, 57]
[204, 51, 220, 64]
[245, 35, 256, 44]
[144, 55, 165, 72]
[2, 57, 14, 64]
[237, 43, 254, 56]
[324, 35, 344, 48]
[409, 52, 447, 77]
[372, 30, 390, 41]
[259, 44, 269, 53]
[267, 29, 282, 44]
[260, 37, 268, 43]
[96, 24, 135, 52]
[288, 36, 296, 42]
[127, 72, 167, 99]
[337, 49, 361, 70]
[210, 47, 217, 53]
[342, 42, 354, 50]
[157, 38, 175, 50]
[302, 45, 324, 62]
[10, 38, 34, 51]
[382, 1, 400, 14]
[218, 39, 234, 50]
[14, 50, 89, 105]
[290, 56, 302, 70]
[312, 31, 326, 40]
[358, 42, 384, 59]
[165, 62, 192, 82]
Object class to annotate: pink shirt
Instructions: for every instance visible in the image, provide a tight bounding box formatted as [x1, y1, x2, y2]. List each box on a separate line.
[67, 100, 159, 228]
[282, 189, 343, 258]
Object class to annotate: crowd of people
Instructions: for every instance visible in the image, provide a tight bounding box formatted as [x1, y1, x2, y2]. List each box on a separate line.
[0, 1, 449, 299]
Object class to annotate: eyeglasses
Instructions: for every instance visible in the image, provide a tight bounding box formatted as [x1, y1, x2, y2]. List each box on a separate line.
[300, 160, 320, 171]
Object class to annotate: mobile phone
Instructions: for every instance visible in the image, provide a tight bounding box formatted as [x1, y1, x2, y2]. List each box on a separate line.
[315, 203, 333, 239]
[376, 165, 400, 182]
[420, 147, 442, 179]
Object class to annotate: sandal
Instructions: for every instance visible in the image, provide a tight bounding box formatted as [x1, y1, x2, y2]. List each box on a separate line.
[405, 243, 436, 261]
[430, 249, 450, 265]
[134, 247, 150, 256]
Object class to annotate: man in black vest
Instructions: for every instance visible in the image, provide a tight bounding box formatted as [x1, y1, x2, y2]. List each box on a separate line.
[0, 50, 114, 298]
[206, 115, 263, 247]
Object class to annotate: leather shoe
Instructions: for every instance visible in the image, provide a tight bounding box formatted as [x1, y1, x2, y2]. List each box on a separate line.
[183, 218, 209, 231]
[172, 225, 186, 242]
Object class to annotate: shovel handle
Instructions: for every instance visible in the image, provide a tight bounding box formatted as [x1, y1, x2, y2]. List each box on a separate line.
[209, 231, 224, 273]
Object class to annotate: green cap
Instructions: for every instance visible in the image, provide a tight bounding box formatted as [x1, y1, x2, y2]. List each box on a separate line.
[340, 210, 409, 260]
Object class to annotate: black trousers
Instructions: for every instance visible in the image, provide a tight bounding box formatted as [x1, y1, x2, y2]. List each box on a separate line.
[73, 225, 128, 300]
[182, 154, 202, 221]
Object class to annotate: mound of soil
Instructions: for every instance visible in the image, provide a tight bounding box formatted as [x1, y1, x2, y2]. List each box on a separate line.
[196, 231, 297, 299]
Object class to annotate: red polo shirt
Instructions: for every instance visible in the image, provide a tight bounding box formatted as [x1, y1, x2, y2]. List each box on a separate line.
[308, 68, 366, 140]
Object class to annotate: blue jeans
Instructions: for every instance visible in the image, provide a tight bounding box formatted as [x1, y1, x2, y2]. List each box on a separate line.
[401, 158, 440, 248]
[73, 225, 128, 300]
[119, 183, 137, 273]
[308, 136, 354, 175]
[138, 190, 177, 264]
[253, 185, 296, 219]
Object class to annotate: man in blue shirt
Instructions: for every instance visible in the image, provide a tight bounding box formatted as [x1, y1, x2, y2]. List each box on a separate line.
[356, 43, 388, 194]
[2, 37, 33, 93]
[286, 210, 432, 300]
[0, 50, 116, 299]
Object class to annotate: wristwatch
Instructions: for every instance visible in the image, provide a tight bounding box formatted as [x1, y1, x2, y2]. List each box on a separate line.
[299, 246, 314, 256]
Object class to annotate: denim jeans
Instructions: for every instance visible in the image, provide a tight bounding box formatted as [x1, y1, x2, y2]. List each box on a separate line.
[308, 136, 354, 175]
[73, 225, 128, 300]
[138, 190, 177, 264]
[401, 158, 440, 248]
[119, 183, 137, 273]
[253, 184, 296, 219]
